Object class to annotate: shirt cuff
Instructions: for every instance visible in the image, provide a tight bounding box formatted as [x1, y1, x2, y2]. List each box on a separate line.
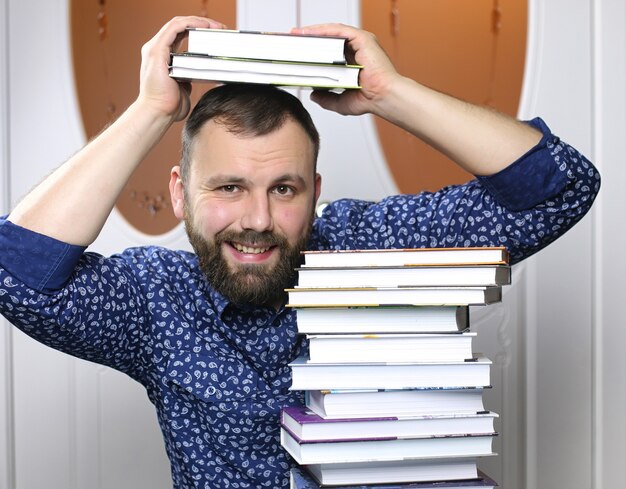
[0, 217, 86, 293]
[477, 117, 569, 211]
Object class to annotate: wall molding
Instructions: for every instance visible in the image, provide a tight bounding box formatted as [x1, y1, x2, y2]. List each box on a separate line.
[0, 0, 16, 485]
[592, 1, 626, 488]
[518, 1, 542, 485]
[522, 1, 596, 488]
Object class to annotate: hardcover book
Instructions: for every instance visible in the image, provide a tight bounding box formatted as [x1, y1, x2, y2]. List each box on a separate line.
[301, 247, 509, 268]
[281, 427, 496, 464]
[286, 286, 502, 307]
[296, 265, 510, 288]
[306, 332, 476, 364]
[290, 466, 497, 488]
[289, 355, 492, 391]
[295, 306, 469, 334]
[306, 387, 488, 419]
[281, 405, 497, 442]
[186, 28, 348, 64]
[169, 53, 361, 89]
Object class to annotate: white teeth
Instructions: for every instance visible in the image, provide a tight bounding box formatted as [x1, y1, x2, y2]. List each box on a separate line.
[233, 243, 270, 254]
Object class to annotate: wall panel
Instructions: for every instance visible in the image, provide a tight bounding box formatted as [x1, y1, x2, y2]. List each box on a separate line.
[0, 0, 15, 485]
[522, 1, 595, 488]
[593, 1, 626, 488]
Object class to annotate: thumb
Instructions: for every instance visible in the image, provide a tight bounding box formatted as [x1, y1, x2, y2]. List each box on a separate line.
[310, 90, 344, 113]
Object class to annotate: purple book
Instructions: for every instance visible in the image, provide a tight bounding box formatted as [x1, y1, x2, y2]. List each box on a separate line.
[280, 405, 497, 443]
[290, 467, 498, 489]
[283, 405, 398, 424]
[281, 406, 400, 443]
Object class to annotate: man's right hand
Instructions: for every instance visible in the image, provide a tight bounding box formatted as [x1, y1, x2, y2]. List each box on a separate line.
[8, 16, 227, 246]
[137, 16, 226, 122]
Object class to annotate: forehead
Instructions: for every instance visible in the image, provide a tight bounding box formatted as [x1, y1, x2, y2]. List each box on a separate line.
[189, 118, 316, 177]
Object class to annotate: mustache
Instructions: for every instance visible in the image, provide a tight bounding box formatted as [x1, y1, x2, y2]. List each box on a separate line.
[214, 229, 288, 248]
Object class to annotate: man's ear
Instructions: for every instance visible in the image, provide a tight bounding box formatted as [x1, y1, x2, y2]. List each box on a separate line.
[314, 172, 322, 203]
[169, 166, 186, 220]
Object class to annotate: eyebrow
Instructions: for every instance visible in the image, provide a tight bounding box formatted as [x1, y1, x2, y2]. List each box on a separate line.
[272, 173, 308, 188]
[203, 173, 308, 188]
[203, 175, 249, 187]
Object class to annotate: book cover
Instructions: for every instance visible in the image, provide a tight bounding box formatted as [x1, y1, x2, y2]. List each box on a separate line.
[286, 286, 502, 307]
[306, 387, 488, 419]
[295, 306, 469, 334]
[290, 466, 497, 488]
[301, 247, 509, 268]
[170, 53, 361, 89]
[306, 332, 476, 364]
[296, 265, 511, 288]
[289, 356, 492, 390]
[281, 405, 497, 442]
[187, 28, 348, 64]
[281, 427, 497, 464]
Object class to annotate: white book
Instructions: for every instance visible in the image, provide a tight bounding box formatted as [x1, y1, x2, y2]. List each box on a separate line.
[187, 28, 348, 64]
[289, 355, 492, 390]
[296, 265, 510, 288]
[286, 286, 502, 307]
[294, 461, 492, 487]
[301, 247, 509, 268]
[295, 306, 469, 334]
[170, 53, 361, 89]
[306, 387, 488, 419]
[307, 332, 476, 363]
[281, 428, 496, 464]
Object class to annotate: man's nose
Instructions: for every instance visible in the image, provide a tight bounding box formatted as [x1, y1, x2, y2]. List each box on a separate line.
[240, 192, 274, 232]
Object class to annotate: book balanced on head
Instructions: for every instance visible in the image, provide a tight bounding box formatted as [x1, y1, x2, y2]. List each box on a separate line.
[185, 28, 349, 64]
[169, 28, 362, 89]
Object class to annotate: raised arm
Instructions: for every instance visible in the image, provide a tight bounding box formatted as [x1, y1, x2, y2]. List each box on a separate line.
[8, 16, 225, 246]
[292, 23, 541, 177]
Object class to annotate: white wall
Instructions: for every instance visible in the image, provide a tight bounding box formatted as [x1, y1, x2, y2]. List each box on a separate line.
[593, 1, 626, 488]
[522, 1, 594, 487]
[521, 2, 626, 488]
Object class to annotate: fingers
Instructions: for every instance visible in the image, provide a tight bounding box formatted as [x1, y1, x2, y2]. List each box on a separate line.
[310, 90, 361, 116]
[291, 23, 357, 39]
[148, 16, 227, 53]
[137, 16, 227, 120]
[310, 90, 340, 112]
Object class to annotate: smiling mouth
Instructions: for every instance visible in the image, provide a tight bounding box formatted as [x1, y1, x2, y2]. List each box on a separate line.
[231, 242, 274, 254]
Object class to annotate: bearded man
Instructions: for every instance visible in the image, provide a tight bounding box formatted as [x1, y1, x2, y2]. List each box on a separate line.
[0, 16, 600, 489]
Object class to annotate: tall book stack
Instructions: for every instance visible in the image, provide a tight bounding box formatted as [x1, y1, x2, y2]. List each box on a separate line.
[169, 28, 362, 89]
[281, 247, 511, 489]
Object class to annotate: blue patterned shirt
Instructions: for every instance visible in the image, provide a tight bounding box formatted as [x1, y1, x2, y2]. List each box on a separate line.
[0, 119, 600, 488]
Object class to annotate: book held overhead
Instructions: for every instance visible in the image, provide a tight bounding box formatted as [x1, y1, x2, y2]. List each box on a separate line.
[169, 28, 362, 89]
[186, 28, 349, 64]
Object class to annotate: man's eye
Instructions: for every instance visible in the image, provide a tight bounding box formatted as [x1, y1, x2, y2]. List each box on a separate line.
[220, 185, 239, 193]
[273, 185, 294, 196]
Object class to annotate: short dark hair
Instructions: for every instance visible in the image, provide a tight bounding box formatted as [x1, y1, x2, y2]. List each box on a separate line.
[180, 84, 320, 183]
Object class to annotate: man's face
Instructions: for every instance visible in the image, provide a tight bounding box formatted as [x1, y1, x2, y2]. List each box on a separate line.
[170, 118, 321, 308]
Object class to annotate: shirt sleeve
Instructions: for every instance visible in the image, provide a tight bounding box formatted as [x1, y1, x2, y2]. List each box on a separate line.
[0, 217, 148, 380]
[0, 217, 86, 293]
[476, 117, 573, 211]
[313, 118, 601, 264]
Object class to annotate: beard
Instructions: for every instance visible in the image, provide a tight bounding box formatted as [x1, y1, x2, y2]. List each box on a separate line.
[184, 218, 312, 307]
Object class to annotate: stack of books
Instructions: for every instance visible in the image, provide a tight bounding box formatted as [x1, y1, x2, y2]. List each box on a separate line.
[169, 28, 362, 89]
[281, 247, 511, 488]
